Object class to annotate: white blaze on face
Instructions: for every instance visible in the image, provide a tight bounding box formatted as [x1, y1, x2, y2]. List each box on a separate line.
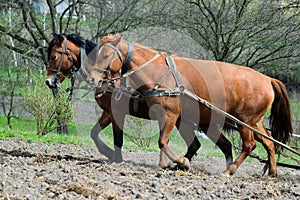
[98, 47, 104, 56]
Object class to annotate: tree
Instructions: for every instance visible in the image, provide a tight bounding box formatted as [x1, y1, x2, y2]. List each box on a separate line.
[0, 55, 24, 129]
[173, 0, 300, 90]
[0, 0, 171, 66]
[0, 0, 175, 133]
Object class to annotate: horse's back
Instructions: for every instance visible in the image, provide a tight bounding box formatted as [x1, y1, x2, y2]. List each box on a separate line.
[176, 58, 274, 122]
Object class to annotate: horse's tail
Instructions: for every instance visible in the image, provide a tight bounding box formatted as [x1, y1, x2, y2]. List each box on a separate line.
[270, 78, 293, 150]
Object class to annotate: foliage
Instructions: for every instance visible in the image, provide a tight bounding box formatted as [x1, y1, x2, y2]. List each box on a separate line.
[23, 83, 73, 135]
[0, 50, 28, 129]
[165, 0, 299, 91]
[123, 115, 158, 148]
[0, 0, 298, 92]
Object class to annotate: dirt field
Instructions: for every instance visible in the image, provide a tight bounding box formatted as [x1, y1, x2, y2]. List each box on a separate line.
[1, 138, 299, 200]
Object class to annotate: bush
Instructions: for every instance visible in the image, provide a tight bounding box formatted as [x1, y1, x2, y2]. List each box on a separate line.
[23, 83, 73, 135]
[123, 115, 158, 148]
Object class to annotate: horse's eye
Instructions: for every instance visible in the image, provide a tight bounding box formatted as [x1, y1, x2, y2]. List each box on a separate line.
[51, 55, 57, 61]
[103, 54, 109, 59]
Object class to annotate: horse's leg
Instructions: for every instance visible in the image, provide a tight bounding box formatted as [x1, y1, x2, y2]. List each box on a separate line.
[203, 124, 233, 167]
[159, 144, 169, 168]
[254, 121, 277, 177]
[158, 114, 190, 170]
[202, 126, 233, 167]
[111, 119, 124, 163]
[91, 110, 114, 160]
[176, 121, 201, 161]
[223, 125, 256, 176]
[216, 133, 233, 167]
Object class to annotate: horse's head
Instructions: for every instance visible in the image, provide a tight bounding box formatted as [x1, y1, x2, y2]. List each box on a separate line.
[87, 34, 124, 88]
[45, 33, 81, 88]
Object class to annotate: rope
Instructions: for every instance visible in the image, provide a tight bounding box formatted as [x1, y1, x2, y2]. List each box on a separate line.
[232, 144, 300, 170]
[183, 89, 300, 157]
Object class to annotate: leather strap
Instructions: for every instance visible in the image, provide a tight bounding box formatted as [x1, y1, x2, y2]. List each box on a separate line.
[121, 42, 134, 75]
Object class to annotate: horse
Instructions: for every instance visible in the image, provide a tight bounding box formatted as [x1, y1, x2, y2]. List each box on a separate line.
[88, 34, 293, 177]
[45, 33, 233, 169]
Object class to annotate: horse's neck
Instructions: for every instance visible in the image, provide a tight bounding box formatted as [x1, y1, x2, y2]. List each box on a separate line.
[85, 40, 97, 55]
[122, 43, 164, 90]
[127, 43, 159, 70]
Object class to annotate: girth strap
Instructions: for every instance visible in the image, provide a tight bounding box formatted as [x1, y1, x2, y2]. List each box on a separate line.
[153, 56, 184, 91]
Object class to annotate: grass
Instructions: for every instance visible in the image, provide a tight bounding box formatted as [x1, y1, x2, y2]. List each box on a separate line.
[0, 112, 300, 167]
[290, 99, 300, 122]
[0, 115, 94, 146]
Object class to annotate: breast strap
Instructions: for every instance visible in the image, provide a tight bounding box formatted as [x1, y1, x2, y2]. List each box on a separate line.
[142, 56, 185, 97]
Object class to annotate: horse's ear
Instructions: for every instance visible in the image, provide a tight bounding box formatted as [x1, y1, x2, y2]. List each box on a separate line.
[112, 34, 123, 45]
[54, 34, 65, 46]
[52, 32, 58, 38]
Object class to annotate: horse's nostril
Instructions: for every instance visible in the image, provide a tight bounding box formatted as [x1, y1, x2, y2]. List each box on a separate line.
[90, 78, 95, 84]
[45, 80, 51, 87]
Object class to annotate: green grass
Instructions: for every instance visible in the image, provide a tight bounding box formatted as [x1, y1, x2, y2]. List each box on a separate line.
[1, 114, 300, 167]
[0, 115, 94, 146]
[290, 99, 300, 122]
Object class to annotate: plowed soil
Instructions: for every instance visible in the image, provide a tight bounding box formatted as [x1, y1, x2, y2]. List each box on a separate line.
[1, 139, 299, 199]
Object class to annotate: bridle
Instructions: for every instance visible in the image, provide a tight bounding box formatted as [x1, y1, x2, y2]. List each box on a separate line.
[91, 41, 161, 89]
[47, 35, 78, 80]
[91, 42, 125, 81]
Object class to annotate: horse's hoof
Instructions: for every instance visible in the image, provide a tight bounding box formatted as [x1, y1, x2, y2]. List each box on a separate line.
[220, 171, 231, 177]
[268, 172, 277, 178]
[114, 157, 123, 163]
[177, 157, 190, 171]
[109, 154, 123, 163]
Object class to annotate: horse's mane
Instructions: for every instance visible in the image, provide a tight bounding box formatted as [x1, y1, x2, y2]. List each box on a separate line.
[99, 34, 118, 44]
[99, 34, 160, 56]
[47, 33, 97, 60]
[134, 43, 159, 54]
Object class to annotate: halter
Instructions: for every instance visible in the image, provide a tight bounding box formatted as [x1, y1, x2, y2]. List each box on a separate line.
[47, 35, 77, 79]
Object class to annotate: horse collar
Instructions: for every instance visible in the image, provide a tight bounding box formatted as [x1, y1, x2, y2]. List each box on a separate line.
[121, 42, 134, 75]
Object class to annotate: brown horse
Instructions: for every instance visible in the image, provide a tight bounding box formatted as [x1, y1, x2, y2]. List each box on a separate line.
[89, 34, 293, 176]
[45, 34, 233, 169]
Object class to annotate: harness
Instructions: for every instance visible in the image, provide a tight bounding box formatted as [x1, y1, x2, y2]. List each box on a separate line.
[141, 56, 185, 97]
[95, 42, 185, 102]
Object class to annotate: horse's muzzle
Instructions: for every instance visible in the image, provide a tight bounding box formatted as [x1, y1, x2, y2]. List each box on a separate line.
[45, 76, 61, 88]
[87, 76, 103, 89]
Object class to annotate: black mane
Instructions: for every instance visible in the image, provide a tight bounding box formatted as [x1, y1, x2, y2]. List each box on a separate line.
[47, 33, 97, 61]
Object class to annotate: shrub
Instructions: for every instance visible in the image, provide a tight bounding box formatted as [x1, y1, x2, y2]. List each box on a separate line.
[23, 83, 73, 135]
[123, 115, 158, 148]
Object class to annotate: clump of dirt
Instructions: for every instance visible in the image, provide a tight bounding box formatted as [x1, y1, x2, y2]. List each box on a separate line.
[1, 138, 299, 199]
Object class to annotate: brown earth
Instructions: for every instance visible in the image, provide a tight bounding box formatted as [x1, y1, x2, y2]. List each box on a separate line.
[0, 138, 300, 200]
